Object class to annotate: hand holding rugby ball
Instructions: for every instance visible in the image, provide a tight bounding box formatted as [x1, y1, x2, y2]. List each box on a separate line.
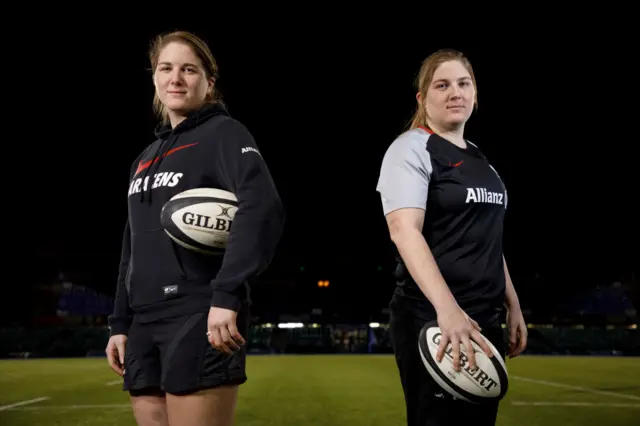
[418, 318, 509, 404]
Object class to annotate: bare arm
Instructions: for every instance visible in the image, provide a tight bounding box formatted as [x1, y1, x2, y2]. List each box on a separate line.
[386, 208, 457, 312]
[385, 207, 492, 366]
[503, 256, 520, 310]
[503, 255, 528, 357]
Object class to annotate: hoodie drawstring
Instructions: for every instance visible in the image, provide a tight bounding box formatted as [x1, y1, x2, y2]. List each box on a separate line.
[139, 139, 164, 204]
[140, 133, 181, 204]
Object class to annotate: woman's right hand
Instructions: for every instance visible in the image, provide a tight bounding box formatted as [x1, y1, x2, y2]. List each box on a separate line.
[105, 334, 128, 376]
[436, 305, 493, 372]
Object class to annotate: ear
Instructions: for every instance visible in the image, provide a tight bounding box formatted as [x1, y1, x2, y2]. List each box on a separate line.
[416, 92, 422, 103]
[151, 71, 158, 89]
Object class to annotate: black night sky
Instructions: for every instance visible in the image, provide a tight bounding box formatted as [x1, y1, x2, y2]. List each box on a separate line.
[13, 21, 638, 324]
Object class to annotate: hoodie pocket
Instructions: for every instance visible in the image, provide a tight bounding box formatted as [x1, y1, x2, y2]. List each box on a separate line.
[128, 229, 189, 309]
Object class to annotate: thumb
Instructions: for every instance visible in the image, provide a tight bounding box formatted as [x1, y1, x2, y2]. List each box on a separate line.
[117, 341, 126, 365]
[468, 317, 482, 332]
[509, 325, 517, 346]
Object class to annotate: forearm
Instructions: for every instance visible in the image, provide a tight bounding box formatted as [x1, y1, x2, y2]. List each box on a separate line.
[393, 229, 457, 312]
[503, 256, 520, 310]
[109, 279, 132, 336]
[210, 195, 285, 310]
[108, 221, 133, 336]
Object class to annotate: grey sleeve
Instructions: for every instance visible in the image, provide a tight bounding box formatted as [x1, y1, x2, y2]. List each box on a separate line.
[376, 134, 432, 216]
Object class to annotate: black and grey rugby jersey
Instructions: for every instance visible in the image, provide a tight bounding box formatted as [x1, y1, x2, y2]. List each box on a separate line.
[377, 126, 507, 318]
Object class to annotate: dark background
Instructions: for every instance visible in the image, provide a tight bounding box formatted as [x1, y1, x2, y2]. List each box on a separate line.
[9, 21, 638, 326]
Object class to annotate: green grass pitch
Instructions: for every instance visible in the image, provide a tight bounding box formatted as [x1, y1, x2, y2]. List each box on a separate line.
[1, 355, 638, 425]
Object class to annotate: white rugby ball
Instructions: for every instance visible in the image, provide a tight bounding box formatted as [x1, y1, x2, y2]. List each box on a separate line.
[418, 320, 508, 404]
[160, 187, 238, 255]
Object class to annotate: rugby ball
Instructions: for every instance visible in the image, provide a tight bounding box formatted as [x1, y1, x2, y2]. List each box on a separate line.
[418, 320, 508, 404]
[160, 187, 238, 255]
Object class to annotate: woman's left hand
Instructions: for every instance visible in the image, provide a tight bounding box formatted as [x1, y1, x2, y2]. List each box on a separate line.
[506, 304, 528, 358]
[206, 306, 245, 355]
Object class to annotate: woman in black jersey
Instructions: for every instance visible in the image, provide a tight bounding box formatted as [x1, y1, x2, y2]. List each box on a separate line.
[376, 49, 527, 426]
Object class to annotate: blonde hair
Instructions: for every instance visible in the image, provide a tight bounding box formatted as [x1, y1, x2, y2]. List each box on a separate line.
[149, 30, 221, 124]
[408, 49, 478, 130]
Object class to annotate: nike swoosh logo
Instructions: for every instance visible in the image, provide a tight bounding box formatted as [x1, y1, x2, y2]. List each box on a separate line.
[135, 142, 198, 176]
[450, 160, 464, 167]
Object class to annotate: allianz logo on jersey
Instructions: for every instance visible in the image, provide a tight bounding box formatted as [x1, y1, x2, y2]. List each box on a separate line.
[465, 187, 505, 206]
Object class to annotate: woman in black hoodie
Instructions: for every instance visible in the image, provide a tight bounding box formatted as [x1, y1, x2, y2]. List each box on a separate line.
[105, 30, 285, 426]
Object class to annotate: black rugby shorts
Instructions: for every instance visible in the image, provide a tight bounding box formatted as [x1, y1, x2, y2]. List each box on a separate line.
[122, 305, 250, 395]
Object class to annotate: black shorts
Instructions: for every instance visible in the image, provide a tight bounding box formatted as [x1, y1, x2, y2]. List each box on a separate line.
[389, 293, 507, 426]
[122, 305, 250, 395]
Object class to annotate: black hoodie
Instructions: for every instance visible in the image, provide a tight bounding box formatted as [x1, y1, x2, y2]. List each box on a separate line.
[108, 103, 285, 336]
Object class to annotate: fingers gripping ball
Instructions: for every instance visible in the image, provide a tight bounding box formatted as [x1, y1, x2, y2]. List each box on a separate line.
[418, 320, 509, 404]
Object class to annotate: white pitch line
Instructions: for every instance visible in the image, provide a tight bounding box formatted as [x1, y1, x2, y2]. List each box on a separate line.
[512, 401, 640, 408]
[511, 376, 640, 401]
[6, 403, 130, 410]
[0, 397, 50, 411]
[105, 380, 122, 386]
